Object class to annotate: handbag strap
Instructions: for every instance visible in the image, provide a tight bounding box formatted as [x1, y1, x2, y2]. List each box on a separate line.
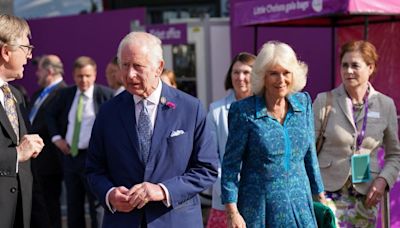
[317, 91, 333, 154]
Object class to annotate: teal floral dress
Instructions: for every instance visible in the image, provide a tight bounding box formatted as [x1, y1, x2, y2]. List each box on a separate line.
[221, 92, 324, 228]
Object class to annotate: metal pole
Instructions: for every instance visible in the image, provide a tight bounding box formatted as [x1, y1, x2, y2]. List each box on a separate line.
[381, 191, 391, 228]
[254, 25, 258, 55]
[364, 16, 369, 40]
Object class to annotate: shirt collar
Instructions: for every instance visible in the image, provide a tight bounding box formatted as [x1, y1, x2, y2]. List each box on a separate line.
[0, 78, 6, 87]
[44, 77, 63, 90]
[76, 84, 94, 99]
[133, 79, 163, 105]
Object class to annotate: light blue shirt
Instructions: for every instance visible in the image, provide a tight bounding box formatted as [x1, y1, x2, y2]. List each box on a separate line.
[207, 89, 236, 210]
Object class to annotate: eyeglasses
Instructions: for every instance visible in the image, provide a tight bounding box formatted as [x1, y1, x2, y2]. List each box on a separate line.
[18, 44, 34, 57]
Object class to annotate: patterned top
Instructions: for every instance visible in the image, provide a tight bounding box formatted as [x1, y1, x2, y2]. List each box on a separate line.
[221, 92, 324, 227]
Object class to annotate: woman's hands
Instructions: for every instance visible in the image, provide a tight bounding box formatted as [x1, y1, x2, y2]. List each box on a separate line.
[226, 203, 246, 228]
[365, 177, 387, 208]
[313, 192, 327, 205]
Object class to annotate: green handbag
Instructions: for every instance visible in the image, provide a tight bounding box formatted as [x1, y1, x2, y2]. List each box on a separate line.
[313, 202, 336, 228]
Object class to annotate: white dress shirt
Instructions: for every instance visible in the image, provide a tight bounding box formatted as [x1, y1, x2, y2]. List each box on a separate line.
[0, 78, 7, 107]
[65, 85, 96, 150]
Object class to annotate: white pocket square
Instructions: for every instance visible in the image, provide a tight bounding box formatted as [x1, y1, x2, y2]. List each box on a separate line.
[170, 130, 185, 137]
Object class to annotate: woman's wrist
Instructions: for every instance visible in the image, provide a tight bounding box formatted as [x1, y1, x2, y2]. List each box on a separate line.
[226, 210, 240, 219]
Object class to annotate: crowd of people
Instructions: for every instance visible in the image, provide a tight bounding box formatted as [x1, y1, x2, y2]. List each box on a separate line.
[1, 13, 400, 228]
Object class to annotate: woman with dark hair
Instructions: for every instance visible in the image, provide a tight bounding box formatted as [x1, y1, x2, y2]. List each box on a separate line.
[206, 52, 256, 228]
[314, 40, 400, 227]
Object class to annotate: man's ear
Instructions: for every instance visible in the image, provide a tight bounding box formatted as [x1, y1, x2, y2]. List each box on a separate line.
[156, 60, 165, 77]
[0, 45, 11, 62]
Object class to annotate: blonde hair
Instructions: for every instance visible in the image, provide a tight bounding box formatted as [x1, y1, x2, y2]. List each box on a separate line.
[251, 41, 308, 95]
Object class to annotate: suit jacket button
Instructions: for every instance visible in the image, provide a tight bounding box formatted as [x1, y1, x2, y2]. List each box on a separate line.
[10, 187, 17, 193]
[350, 145, 355, 150]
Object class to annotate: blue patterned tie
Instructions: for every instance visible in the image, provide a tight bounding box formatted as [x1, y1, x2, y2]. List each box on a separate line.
[1, 84, 19, 142]
[137, 100, 152, 164]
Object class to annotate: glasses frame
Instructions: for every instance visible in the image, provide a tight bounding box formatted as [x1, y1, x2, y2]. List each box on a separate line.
[18, 44, 35, 57]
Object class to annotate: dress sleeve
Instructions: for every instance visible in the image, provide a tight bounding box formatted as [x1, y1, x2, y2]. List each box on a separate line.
[381, 98, 400, 188]
[221, 101, 249, 204]
[303, 92, 325, 194]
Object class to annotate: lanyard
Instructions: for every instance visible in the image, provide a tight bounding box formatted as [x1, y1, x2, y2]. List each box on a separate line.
[29, 82, 60, 123]
[350, 92, 369, 152]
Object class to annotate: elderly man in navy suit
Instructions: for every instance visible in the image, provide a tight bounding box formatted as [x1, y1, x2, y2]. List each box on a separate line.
[86, 31, 218, 227]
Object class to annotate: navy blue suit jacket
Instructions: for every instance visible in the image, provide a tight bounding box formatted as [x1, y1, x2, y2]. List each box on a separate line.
[86, 84, 218, 228]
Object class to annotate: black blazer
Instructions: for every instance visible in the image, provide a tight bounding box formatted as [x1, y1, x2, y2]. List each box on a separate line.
[28, 81, 67, 177]
[0, 85, 32, 228]
[47, 84, 114, 140]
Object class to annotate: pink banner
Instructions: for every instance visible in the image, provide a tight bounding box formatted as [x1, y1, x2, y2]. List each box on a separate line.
[348, 0, 400, 13]
[233, 0, 400, 27]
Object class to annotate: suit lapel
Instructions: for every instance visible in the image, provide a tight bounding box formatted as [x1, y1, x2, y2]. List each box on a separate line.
[336, 86, 356, 130]
[0, 105, 18, 143]
[16, 100, 27, 137]
[66, 87, 77, 111]
[93, 85, 100, 114]
[117, 91, 140, 154]
[148, 86, 176, 163]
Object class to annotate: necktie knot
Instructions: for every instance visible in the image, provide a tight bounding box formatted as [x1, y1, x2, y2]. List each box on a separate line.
[1, 84, 12, 98]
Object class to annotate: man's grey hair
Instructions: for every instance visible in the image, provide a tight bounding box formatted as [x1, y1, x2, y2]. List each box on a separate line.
[117, 32, 163, 69]
[0, 14, 31, 50]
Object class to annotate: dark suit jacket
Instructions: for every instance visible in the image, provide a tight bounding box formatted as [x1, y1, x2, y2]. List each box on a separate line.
[0, 85, 32, 228]
[28, 81, 67, 177]
[86, 84, 218, 228]
[46, 84, 113, 141]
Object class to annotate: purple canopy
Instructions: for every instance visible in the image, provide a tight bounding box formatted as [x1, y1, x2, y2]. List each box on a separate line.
[233, 0, 400, 27]
[230, 1, 400, 227]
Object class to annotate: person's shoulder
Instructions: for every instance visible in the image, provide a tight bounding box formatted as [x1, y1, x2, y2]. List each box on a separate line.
[9, 84, 24, 102]
[230, 95, 256, 112]
[60, 85, 76, 92]
[53, 85, 75, 98]
[289, 92, 313, 111]
[95, 84, 114, 97]
[209, 91, 234, 112]
[167, 87, 202, 108]
[370, 88, 395, 106]
[291, 91, 310, 100]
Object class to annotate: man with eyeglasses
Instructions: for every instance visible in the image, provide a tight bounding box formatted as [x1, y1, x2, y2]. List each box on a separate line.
[0, 14, 45, 228]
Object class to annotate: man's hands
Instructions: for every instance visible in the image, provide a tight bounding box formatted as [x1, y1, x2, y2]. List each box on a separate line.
[108, 187, 132, 212]
[109, 182, 166, 212]
[53, 138, 70, 155]
[16, 134, 44, 162]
